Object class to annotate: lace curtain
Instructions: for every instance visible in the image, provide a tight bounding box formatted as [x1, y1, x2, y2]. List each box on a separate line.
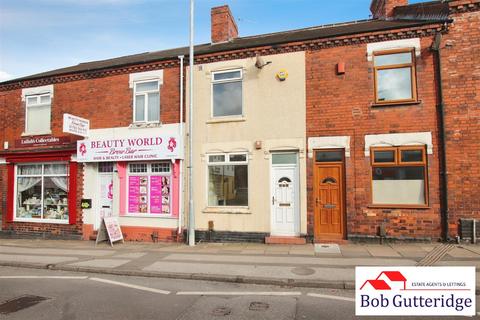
[44, 164, 68, 192]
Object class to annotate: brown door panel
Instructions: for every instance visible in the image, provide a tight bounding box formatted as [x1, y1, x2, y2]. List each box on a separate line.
[314, 162, 345, 240]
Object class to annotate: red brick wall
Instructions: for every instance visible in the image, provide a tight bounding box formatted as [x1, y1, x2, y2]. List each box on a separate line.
[306, 37, 442, 241]
[442, 4, 480, 236]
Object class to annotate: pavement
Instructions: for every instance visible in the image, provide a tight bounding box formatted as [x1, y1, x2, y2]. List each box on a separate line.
[0, 239, 479, 293]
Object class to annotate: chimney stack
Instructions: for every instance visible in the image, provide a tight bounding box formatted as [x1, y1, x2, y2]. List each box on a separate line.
[370, 0, 408, 19]
[211, 5, 238, 43]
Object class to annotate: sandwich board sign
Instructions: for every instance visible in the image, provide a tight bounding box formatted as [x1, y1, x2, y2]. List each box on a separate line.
[95, 216, 124, 247]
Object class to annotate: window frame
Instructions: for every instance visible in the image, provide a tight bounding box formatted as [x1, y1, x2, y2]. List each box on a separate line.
[126, 161, 172, 216]
[370, 146, 428, 208]
[25, 93, 52, 135]
[373, 48, 418, 105]
[133, 79, 160, 123]
[206, 152, 249, 208]
[14, 162, 69, 224]
[211, 69, 244, 119]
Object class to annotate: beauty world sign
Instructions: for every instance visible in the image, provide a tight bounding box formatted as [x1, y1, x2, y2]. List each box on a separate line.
[76, 135, 183, 162]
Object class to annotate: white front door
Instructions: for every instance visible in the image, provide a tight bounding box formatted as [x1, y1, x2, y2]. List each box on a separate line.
[95, 163, 114, 230]
[271, 153, 299, 236]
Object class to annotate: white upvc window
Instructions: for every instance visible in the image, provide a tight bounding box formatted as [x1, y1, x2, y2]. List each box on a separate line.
[133, 80, 160, 123]
[207, 153, 248, 207]
[211, 69, 243, 118]
[25, 94, 51, 134]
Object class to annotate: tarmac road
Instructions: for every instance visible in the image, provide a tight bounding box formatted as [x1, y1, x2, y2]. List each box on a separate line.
[0, 266, 478, 320]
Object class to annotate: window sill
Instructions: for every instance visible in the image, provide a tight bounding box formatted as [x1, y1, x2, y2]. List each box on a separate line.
[13, 218, 69, 224]
[202, 207, 251, 214]
[122, 214, 177, 219]
[21, 131, 52, 137]
[367, 204, 430, 210]
[371, 101, 421, 108]
[129, 122, 161, 129]
[206, 117, 246, 124]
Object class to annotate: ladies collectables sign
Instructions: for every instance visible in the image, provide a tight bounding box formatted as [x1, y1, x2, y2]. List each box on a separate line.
[77, 135, 182, 162]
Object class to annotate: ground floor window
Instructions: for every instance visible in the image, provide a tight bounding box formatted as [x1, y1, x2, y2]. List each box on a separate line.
[207, 153, 248, 207]
[371, 146, 427, 205]
[15, 163, 69, 221]
[127, 162, 171, 214]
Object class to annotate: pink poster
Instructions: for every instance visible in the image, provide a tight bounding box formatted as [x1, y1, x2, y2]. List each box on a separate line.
[128, 176, 148, 213]
[150, 176, 162, 214]
[128, 176, 140, 213]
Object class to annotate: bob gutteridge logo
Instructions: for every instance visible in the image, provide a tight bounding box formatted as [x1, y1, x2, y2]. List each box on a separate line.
[355, 267, 476, 316]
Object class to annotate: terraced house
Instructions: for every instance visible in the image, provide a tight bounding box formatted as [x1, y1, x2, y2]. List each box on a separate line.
[0, 0, 478, 244]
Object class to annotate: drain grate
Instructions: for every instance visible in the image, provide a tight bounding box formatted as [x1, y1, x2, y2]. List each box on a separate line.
[416, 244, 455, 266]
[211, 306, 231, 317]
[0, 295, 50, 315]
[249, 301, 269, 311]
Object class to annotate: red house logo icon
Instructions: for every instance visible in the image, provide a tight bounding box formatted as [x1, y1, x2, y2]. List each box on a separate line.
[360, 271, 407, 291]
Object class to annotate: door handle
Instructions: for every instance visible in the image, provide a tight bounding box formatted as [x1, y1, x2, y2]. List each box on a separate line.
[272, 196, 275, 205]
[315, 198, 320, 206]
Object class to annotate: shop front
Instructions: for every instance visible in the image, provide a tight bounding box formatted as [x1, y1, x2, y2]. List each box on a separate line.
[77, 125, 184, 242]
[1, 142, 81, 239]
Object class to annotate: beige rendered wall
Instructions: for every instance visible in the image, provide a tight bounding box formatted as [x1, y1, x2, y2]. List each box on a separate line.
[189, 51, 306, 234]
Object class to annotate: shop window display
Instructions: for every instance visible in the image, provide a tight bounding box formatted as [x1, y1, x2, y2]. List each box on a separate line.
[16, 163, 69, 221]
[127, 162, 171, 215]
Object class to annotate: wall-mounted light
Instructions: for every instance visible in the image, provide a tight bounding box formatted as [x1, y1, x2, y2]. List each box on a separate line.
[254, 140, 262, 150]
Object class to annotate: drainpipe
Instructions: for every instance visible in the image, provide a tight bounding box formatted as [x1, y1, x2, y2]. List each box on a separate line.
[431, 30, 450, 242]
[187, 0, 195, 246]
[178, 55, 184, 237]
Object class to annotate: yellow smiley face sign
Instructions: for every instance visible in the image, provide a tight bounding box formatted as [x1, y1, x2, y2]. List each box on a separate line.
[276, 69, 288, 81]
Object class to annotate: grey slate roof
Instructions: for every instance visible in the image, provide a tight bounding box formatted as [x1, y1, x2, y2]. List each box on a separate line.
[1, 16, 447, 85]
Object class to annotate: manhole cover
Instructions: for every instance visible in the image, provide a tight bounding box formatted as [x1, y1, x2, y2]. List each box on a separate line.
[211, 306, 231, 316]
[291, 266, 315, 275]
[249, 301, 269, 311]
[0, 295, 50, 315]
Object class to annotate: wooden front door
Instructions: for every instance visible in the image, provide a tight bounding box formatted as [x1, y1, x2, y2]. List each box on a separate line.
[314, 160, 345, 240]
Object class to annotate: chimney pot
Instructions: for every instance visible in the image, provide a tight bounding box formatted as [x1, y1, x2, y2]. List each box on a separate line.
[211, 5, 238, 43]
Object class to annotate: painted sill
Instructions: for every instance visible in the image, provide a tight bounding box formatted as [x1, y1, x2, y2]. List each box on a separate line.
[371, 101, 421, 108]
[128, 122, 162, 129]
[202, 207, 251, 214]
[206, 117, 246, 124]
[122, 214, 177, 219]
[13, 218, 69, 224]
[21, 131, 52, 137]
[367, 204, 430, 210]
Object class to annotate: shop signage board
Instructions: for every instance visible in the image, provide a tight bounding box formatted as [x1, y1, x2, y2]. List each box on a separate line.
[15, 136, 71, 148]
[63, 113, 90, 137]
[95, 217, 124, 247]
[77, 134, 183, 162]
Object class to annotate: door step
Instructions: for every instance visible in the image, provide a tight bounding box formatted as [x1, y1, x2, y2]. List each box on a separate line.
[315, 238, 349, 245]
[265, 236, 306, 245]
[89, 231, 98, 241]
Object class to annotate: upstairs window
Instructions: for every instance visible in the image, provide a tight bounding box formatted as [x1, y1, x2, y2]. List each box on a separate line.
[373, 49, 417, 104]
[371, 146, 427, 206]
[134, 80, 160, 123]
[212, 69, 243, 117]
[25, 94, 51, 134]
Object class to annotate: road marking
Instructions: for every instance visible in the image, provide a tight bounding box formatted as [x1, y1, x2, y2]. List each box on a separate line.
[89, 277, 170, 295]
[176, 291, 302, 296]
[0, 276, 88, 280]
[307, 293, 355, 302]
